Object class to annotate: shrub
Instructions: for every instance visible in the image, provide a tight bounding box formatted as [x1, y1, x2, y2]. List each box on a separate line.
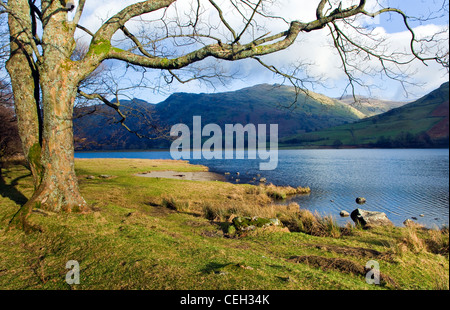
[202, 204, 230, 221]
[283, 209, 345, 238]
[425, 226, 449, 256]
[392, 225, 449, 256]
[161, 196, 190, 212]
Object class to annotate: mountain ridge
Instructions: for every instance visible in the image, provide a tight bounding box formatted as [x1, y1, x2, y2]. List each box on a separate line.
[73, 83, 421, 151]
[281, 82, 449, 148]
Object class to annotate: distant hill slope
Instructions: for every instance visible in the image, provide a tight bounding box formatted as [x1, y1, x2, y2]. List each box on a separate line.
[281, 82, 450, 148]
[339, 95, 407, 117]
[74, 84, 371, 150]
[153, 84, 368, 138]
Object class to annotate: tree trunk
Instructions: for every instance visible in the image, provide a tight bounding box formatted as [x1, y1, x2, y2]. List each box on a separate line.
[6, 0, 43, 188]
[10, 70, 88, 231]
[7, 1, 88, 224]
[30, 68, 88, 213]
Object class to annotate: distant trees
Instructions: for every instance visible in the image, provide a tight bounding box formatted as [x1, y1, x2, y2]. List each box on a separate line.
[0, 14, 21, 176]
[373, 132, 438, 148]
[0, 82, 22, 175]
[332, 139, 343, 148]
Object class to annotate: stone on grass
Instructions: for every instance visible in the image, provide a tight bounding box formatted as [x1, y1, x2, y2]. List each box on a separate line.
[232, 216, 281, 232]
[350, 208, 393, 227]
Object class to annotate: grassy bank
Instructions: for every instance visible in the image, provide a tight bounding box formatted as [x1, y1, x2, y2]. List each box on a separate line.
[0, 159, 448, 290]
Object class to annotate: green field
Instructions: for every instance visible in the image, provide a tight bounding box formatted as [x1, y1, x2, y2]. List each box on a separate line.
[0, 159, 448, 290]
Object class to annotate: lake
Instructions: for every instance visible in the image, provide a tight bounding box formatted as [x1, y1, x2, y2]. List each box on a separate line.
[75, 149, 449, 228]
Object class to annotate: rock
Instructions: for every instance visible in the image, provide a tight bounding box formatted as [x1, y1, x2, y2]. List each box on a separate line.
[411, 217, 418, 220]
[224, 172, 230, 175]
[403, 219, 423, 228]
[420, 214, 425, 217]
[350, 208, 393, 227]
[232, 216, 281, 232]
[355, 197, 366, 205]
[403, 219, 415, 227]
[236, 172, 240, 176]
[99, 174, 112, 179]
[269, 218, 282, 226]
[259, 177, 267, 183]
[227, 214, 238, 223]
[86, 175, 95, 179]
[226, 225, 236, 235]
[339, 210, 350, 217]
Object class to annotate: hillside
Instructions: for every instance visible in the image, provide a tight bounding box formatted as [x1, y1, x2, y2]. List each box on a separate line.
[74, 84, 370, 150]
[339, 96, 407, 117]
[281, 82, 450, 148]
[154, 84, 368, 136]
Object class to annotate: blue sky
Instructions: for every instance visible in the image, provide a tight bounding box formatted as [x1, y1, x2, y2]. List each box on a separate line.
[379, 0, 449, 33]
[76, 0, 449, 103]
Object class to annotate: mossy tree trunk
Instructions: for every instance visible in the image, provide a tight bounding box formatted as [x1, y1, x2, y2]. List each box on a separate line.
[33, 70, 88, 213]
[6, 0, 43, 188]
[30, 1, 88, 213]
[8, 0, 88, 220]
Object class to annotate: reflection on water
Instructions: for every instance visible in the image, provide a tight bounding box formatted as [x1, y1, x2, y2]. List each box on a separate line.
[76, 149, 449, 228]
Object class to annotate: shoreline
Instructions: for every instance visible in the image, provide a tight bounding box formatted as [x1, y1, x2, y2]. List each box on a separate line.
[1, 158, 448, 290]
[136, 170, 227, 182]
[79, 157, 449, 229]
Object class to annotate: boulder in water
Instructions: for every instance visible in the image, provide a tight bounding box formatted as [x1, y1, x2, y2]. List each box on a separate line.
[355, 197, 366, 205]
[340, 210, 350, 217]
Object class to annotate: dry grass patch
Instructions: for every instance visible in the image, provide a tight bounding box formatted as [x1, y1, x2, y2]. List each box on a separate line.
[387, 225, 449, 257]
[282, 209, 350, 238]
[258, 184, 311, 200]
[201, 202, 300, 223]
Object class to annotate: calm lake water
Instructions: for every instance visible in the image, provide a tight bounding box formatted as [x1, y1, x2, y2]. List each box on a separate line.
[75, 149, 449, 228]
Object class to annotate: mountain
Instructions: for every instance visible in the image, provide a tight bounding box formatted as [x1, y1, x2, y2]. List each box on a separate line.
[74, 99, 161, 150]
[281, 82, 449, 148]
[153, 84, 369, 137]
[74, 84, 371, 150]
[338, 95, 407, 117]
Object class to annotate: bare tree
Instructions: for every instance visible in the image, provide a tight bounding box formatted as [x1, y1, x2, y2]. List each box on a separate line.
[0, 81, 22, 176]
[0, 13, 11, 106]
[0, 0, 447, 226]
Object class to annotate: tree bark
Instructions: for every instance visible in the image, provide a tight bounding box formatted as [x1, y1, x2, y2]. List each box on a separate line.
[34, 70, 88, 212]
[9, 66, 88, 231]
[32, 2, 87, 211]
[6, 0, 43, 188]
[8, 1, 88, 224]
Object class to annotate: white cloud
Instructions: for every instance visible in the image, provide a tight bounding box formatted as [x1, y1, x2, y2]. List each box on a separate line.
[75, 0, 448, 101]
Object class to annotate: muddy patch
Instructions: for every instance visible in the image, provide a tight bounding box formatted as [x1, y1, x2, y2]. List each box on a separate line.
[136, 171, 226, 182]
[289, 255, 397, 287]
[305, 244, 383, 258]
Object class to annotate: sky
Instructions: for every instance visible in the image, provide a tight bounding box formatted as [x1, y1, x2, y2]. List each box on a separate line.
[73, 0, 449, 103]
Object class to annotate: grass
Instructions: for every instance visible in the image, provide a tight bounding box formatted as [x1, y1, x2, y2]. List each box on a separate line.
[0, 158, 448, 290]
